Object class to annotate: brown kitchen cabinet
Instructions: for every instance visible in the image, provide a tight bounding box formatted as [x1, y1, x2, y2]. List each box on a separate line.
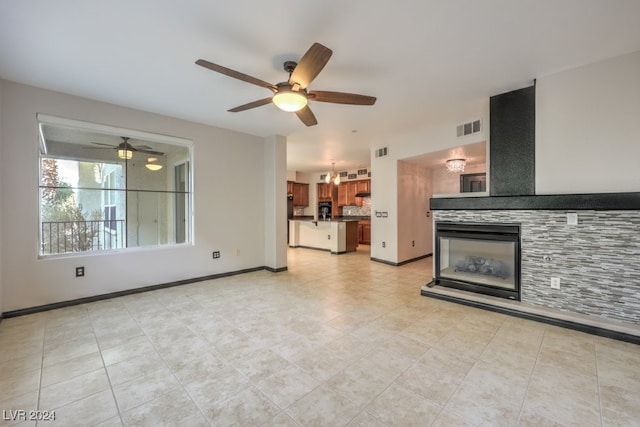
[358, 220, 371, 244]
[337, 179, 370, 206]
[292, 182, 309, 207]
[345, 221, 359, 253]
[357, 180, 370, 193]
[337, 183, 347, 206]
[355, 179, 370, 207]
[347, 181, 358, 204]
[317, 182, 337, 201]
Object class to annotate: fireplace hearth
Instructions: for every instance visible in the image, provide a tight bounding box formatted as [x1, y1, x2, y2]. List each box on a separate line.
[428, 222, 521, 300]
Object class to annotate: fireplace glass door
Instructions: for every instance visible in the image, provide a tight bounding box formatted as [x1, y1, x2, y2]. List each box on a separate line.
[435, 223, 520, 300]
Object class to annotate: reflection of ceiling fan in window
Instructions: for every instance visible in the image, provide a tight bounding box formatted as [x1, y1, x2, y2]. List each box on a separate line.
[84, 137, 164, 159]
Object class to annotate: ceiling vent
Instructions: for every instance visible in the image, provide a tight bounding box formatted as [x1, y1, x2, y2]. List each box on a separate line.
[457, 119, 481, 137]
[375, 147, 388, 158]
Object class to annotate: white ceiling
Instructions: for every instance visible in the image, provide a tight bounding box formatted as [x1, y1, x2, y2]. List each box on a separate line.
[2, 1, 639, 173]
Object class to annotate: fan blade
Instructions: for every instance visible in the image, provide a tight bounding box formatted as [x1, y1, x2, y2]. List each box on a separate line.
[308, 90, 376, 105]
[289, 43, 333, 89]
[91, 142, 117, 147]
[196, 59, 277, 91]
[295, 106, 318, 127]
[137, 149, 165, 156]
[228, 97, 273, 112]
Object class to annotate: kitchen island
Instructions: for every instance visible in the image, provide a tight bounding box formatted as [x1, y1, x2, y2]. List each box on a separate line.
[288, 218, 359, 254]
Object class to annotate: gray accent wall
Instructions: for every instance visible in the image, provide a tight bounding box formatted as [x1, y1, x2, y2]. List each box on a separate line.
[434, 209, 640, 325]
[489, 85, 536, 196]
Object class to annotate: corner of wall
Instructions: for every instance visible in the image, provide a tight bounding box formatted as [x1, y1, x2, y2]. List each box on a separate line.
[263, 135, 288, 271]
[0, 78, 4, 315]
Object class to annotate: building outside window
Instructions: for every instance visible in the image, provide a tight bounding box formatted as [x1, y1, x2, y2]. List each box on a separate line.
[38, 115, 193, 256]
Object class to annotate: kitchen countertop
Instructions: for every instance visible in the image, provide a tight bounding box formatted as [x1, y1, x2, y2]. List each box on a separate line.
[289, 217, 360, 253]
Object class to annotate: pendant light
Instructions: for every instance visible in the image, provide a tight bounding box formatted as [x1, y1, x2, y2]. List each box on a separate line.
[325, 162, 341, 185]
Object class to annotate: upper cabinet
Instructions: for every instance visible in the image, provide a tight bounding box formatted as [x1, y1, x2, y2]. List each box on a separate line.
[317, 182, 338, 201]
[337, 179, 370, 206]
[357, 180, 370, 193]
[291, 182, 309, 207]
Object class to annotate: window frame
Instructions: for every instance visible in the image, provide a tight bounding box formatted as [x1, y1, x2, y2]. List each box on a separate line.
[37, 114, 194, 258]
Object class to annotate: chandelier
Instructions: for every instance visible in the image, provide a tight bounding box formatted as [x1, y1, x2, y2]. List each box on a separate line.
[325, 162, 341, 185]
[446, 158, 466, 173]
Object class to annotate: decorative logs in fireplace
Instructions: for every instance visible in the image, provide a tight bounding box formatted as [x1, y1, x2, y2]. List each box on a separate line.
[455, 256, 510, 280]
[430, 222, 521, 300]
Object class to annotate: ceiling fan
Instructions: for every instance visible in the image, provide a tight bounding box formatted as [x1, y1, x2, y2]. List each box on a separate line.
[195, 42, 376, 126]
[85, 137, 164, 159]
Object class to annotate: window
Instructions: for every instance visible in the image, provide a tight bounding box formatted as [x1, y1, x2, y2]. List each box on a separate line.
[38, 115, 193, 256]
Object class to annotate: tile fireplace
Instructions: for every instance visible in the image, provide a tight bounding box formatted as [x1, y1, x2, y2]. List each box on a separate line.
[429, 222, 521, 300]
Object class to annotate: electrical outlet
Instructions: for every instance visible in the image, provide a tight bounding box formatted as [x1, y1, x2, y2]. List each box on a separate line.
[550, 277, 561, 289]
[235, 249, 240, 256]
[75, 266, 85, 277]
[382, 241, 386, 248]
[212, 251, 220, 259]
[328, 234, 331, 240]
[412, 240, 415, 247]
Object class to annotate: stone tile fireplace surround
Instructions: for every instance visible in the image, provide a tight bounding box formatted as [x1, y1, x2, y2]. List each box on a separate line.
[425, 193, 640, 342]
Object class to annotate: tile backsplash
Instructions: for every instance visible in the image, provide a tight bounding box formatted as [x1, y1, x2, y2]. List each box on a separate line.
[342, 197, 371, 217]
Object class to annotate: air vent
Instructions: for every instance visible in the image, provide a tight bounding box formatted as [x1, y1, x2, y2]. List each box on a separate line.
[456, 119, 481, 137]
[375, 147, 388, 157]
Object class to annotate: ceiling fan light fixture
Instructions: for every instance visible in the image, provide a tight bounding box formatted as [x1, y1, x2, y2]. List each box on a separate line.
[145, 157, 163, 171]
[118, 148, 133, 160]
[272, 89, 307, 112]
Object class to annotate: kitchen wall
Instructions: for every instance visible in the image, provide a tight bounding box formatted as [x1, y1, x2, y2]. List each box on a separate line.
[0, 80, 278, 312]
[290, 169, 372, 218]
[536, 50, 640, 194]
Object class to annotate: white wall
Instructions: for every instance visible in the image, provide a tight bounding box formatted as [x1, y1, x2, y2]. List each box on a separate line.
[397, 161, 433, 263]
[0, 79, 4, 313]
[264, 135, 287, 270]
[431, 163, 486, 195]
[371, 102, 489, 263]
[0, 80, 275, 312]
[536, 50, 640, 194]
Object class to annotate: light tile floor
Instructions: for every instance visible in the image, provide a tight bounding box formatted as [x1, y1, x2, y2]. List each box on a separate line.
[1, 247, 640, 426]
